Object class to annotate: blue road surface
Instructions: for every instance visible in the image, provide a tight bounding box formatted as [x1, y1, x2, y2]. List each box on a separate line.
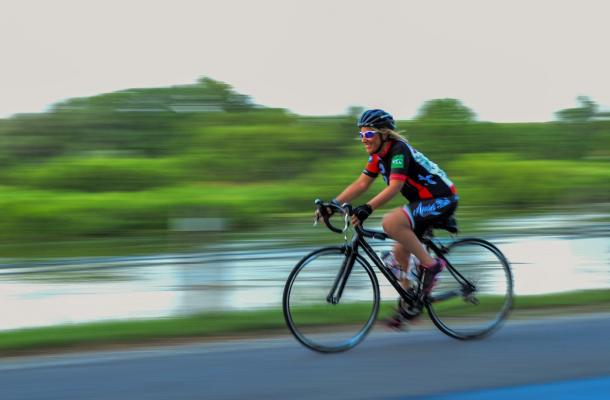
[418, 376, 610, 399]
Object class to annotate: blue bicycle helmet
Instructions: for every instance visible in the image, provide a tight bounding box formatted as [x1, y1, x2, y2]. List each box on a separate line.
[357, 109, 396, 130]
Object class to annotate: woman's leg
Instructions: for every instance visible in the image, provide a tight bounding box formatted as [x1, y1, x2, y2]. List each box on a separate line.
[382, 208, 435, 267]
[392, 242, 412, 288]
[383, 208, 431, 328]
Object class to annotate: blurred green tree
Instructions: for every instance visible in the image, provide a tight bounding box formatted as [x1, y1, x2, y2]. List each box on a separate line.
[345, 106, 364, 118]
[555, 96, 598, 122]
[415, 98, 476, 122]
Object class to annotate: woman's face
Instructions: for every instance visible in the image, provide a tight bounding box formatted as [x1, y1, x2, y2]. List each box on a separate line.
[360, 127, 381, 154]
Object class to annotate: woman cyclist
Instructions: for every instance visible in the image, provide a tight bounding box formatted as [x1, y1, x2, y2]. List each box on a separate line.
[324, 109, 458, 328]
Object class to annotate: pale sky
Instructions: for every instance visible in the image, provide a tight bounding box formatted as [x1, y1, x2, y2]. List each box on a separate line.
[1, 0, 609, 122]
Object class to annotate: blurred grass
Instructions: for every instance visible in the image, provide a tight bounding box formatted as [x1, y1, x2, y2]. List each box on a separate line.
[1, 289, 609, 354]
[0, 155, 607, 249]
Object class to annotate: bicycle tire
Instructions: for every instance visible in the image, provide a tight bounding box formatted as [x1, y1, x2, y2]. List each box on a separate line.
[283, 246, 380, 353]
[426, 238, 513, 340]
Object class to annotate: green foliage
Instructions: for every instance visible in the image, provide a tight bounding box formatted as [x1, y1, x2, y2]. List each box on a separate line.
[403, 120, 610, 162]
[5, 157, 187, 192]
[449, 153, 610, 207]
[181, 122, 346, 182]
[0, 79, 608, 244]
[0, 183, 309, 240]
[555, 96, 598, 122]
[1, 152, 606, 242]
[0, 187, 168, 239]
[415, 98, 476, 122]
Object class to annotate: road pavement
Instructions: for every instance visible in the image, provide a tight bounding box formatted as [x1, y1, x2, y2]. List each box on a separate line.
[1, 313, 609, 399]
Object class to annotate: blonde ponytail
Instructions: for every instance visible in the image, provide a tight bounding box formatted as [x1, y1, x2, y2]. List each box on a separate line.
[377, 128, 408, 143]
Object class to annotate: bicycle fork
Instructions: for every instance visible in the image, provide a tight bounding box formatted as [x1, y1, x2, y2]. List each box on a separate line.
[326, 244, 358, 305]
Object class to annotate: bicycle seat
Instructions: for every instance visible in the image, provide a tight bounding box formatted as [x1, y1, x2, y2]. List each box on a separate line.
[431, 215, 458, 234]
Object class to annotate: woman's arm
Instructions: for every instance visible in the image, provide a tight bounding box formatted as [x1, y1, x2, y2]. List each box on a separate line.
[350, 179, 404, 226]
[335, 174, 375, 204]
[367, 179, 404, 210]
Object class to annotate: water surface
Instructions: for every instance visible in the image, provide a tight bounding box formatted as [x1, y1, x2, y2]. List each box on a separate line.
[0, 211, 608, 331]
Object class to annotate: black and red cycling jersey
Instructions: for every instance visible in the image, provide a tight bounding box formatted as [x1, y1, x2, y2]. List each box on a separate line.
[362, 139, 457, 202]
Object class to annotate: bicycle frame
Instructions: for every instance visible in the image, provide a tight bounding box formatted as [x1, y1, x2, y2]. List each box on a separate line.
[326, 227, 419, 307]
[327, 226, 476, 308]
[316, 199, 476, 308]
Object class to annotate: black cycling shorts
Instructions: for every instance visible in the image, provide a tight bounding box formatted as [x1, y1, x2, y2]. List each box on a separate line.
[402, 195, 459, 233]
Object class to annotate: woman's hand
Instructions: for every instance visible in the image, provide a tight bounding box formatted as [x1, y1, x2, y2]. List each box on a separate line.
[351, 204, 373, 227]
[314, 199, 341, 223]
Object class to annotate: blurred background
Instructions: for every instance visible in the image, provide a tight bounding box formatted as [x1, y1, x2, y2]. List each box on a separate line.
[0, 0, 608, 334]
[0, 78, 608, 332]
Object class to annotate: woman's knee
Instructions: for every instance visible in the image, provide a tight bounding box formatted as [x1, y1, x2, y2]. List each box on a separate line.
[382, 208, 411, 233]
[381, 213, 395, 233]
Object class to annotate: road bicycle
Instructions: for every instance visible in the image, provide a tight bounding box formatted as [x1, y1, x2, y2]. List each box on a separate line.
[282, 200, 513, 353]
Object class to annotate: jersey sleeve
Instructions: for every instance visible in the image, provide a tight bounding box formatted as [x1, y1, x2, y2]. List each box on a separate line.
[388, 144, 409, 182]
[362, 154, 379, 178]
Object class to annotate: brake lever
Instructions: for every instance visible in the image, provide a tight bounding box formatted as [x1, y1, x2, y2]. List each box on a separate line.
[343, 212, 350, 232]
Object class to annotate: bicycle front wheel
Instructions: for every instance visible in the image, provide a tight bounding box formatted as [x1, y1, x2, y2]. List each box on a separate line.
[426, 238, 513, 340]
[283, 246, 380, 353]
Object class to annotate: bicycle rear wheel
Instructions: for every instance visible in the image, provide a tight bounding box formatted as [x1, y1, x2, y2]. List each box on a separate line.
[283, 246, 379, 353]
[426, 238, 513, 340]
